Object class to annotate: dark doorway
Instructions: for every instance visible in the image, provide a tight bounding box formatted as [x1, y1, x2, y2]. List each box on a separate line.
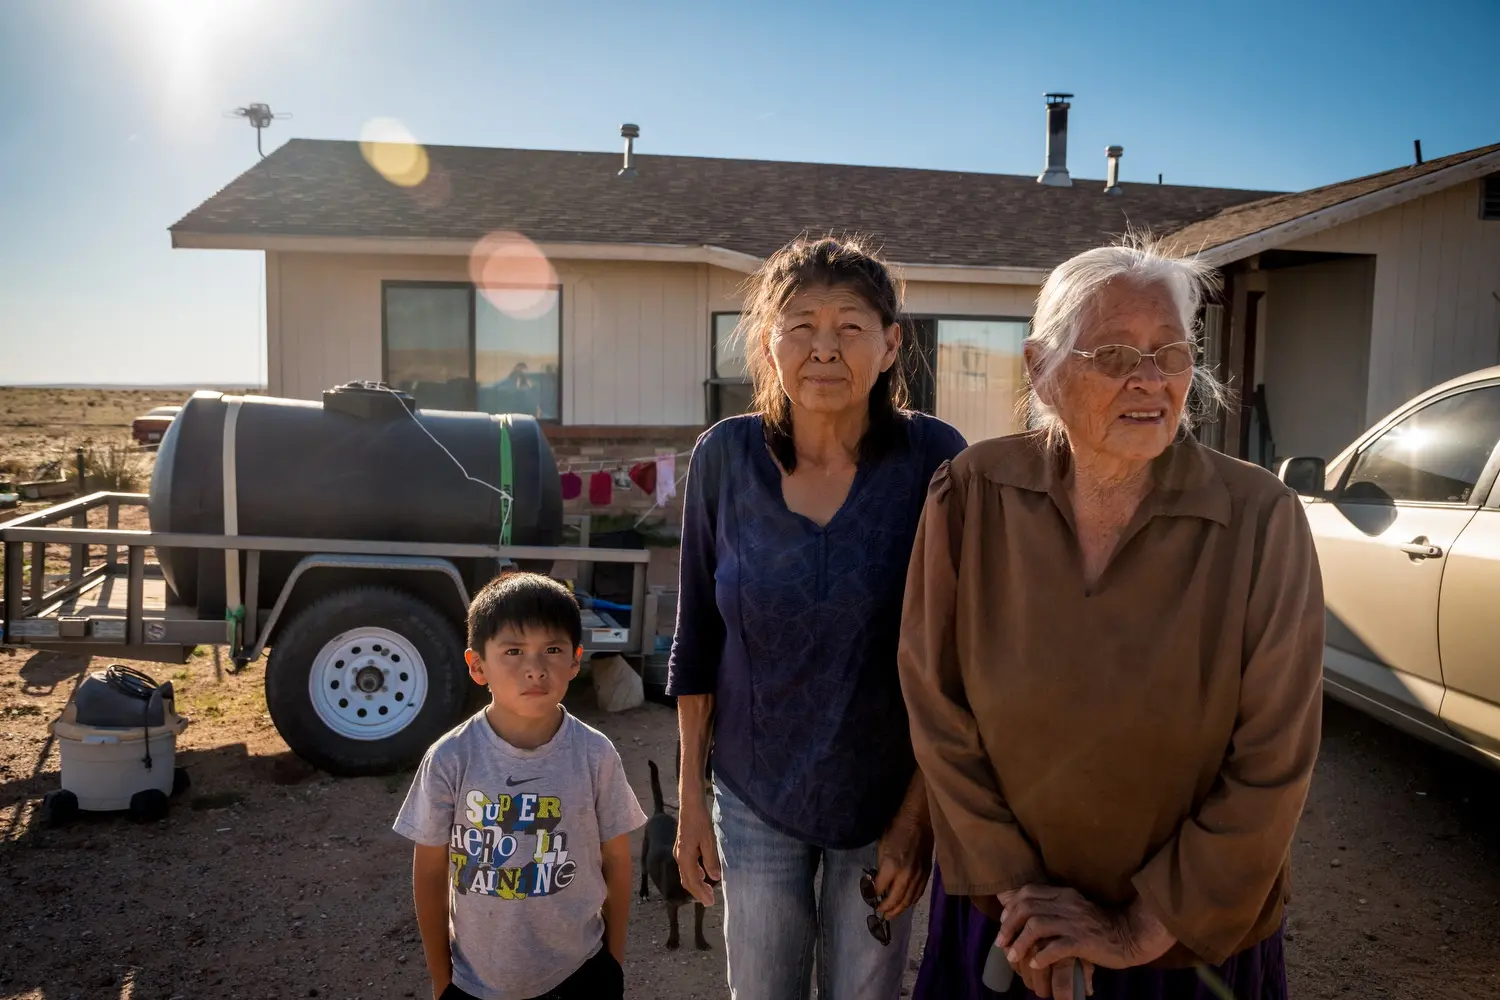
[1236, 291, 1264, 459]
[904, 317, 937, 414]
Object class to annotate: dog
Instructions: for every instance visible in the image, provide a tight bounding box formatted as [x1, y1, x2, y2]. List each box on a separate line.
[639, 758, 710, 951]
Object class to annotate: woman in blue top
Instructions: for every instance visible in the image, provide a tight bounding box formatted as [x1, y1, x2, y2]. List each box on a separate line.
[667, 236, 966, 999]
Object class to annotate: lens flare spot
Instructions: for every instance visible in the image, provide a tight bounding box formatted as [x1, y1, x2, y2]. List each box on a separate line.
[360, 118, 430, 188]
[408, 161, 453, 210]
[468, 231, 559, 320]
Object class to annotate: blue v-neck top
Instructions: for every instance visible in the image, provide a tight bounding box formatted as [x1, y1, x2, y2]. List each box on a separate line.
[667, 412, 966, 848]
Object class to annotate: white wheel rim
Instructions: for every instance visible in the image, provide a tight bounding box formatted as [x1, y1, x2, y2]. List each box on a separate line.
[308, 627, 429, 741]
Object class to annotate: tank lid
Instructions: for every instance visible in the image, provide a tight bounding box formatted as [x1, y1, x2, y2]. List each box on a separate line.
[323, 382, 416, 420]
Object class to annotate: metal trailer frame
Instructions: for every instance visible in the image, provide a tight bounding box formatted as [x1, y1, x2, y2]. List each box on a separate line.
[1, 492, 652, 665]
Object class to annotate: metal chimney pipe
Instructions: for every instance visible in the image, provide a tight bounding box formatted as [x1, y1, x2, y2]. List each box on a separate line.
[1104, 145, 1124, 195]
[618, 123, 640, 178]
[1037, 93, 1073, 187]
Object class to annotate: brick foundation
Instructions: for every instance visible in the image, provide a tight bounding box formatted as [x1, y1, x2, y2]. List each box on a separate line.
[542, 426, 701, 595]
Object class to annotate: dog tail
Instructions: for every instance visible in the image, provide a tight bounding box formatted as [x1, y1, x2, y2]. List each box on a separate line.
[648, 759, 666, 814]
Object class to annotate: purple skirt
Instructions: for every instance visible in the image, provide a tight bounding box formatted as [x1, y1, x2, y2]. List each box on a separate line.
[913, 866, 1287, 1000]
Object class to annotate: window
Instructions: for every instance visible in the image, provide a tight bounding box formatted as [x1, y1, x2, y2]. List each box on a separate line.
[933, 319, 1030, 444]
[383, 284, 473, 411]
[1343, 386, 1500, 504]
[707, 312, 753, 422]
[383, 282, 560, 418]
[475, 291, 561, 421]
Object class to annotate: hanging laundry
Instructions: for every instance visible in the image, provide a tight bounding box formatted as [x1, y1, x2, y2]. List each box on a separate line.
[559, 471, 582, 501]
[654, 453, 677, 507]
[628, 461, 657, 496]
[589, 470, 613, 505]
[611, 467, 633, 489]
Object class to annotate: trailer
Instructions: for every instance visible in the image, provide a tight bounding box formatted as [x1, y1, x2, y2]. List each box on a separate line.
[1, 491, 652, 775]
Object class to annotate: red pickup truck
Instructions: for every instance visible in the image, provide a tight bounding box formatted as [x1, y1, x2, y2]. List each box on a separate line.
[130, 405, 181, 447]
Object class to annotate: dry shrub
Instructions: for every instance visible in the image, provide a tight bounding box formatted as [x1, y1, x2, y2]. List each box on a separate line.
[83, 439, 145, 491]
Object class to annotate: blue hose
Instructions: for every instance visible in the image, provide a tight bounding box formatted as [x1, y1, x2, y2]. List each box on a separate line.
[575, 591, 633, 613]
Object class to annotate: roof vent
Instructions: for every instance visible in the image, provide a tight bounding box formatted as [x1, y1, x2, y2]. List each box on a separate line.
[618, 123, 640, 178]
[1037, 93, 1073, 187]
[1104, 146, 1124, 195]
[1481, 173, 1500, 221]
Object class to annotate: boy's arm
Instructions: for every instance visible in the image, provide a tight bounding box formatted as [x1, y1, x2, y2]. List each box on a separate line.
[600, 833, 633, 964]
[412, 844, 452, 999]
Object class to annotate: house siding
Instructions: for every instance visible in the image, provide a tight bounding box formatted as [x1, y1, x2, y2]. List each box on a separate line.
[903, 281, 1037, 317]
[267, 251, 1041, 426]
[565, 262, 706, 425]
[1284, 180, 1500, 422]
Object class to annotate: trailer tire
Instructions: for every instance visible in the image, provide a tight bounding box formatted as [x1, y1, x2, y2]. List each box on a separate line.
[266, 587, 469, 776]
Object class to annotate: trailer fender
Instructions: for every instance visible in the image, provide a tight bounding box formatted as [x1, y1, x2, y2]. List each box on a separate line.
[247, 554, 468, 662]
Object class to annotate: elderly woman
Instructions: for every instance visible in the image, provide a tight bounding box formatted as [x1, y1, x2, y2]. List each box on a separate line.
[899, 242, 1324, 1000]
[667, 236, 966, 999]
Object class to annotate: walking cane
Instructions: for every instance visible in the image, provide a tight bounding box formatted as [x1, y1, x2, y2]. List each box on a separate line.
[982, 933, 1087, 998]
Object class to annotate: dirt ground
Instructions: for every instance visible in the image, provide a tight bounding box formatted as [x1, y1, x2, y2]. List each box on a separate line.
[0, 388, 189, 482]
[0, 388, 190, 551]
[3, 648, 1500, 1000]
[4, 389, 1500, 999]
[0, 648, 929, 1000]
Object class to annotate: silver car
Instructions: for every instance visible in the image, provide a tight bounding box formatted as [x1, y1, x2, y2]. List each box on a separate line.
[1279, 366, 1500, 770]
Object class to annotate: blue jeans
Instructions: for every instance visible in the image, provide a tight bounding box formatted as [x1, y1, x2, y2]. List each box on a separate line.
[712, 780, 913, 1000]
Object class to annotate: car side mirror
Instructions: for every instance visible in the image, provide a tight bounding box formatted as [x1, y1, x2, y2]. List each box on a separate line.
[1278, 456, 1327, 497]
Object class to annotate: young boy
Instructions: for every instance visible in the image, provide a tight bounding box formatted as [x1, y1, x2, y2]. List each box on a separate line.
[394, 573, 647, 1000]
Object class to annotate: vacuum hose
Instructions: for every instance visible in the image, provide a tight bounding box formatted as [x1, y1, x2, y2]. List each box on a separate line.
[103, 664, 163, 771]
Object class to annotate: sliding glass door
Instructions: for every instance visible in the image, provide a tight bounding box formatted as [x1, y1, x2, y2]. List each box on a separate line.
[934, 319, 1030, 444]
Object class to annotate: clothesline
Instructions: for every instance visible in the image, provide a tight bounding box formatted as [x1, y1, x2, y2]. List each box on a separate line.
[555, 448, 693, 474]
[632, 467, 691, 528]
[561, 451, 681, 511]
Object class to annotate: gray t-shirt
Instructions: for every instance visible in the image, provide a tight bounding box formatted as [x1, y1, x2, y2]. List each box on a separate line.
[394, 709, 647, 1000]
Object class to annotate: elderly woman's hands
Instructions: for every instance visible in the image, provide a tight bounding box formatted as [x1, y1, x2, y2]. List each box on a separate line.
[998, 885, 1175, 982]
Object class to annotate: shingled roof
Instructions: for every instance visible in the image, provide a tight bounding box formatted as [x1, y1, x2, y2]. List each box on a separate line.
[1165, 142, 1500, 258]
[171, 139, 1275, 271]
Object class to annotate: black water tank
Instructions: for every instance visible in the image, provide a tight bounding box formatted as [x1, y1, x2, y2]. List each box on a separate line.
[149, 385, 562, 616]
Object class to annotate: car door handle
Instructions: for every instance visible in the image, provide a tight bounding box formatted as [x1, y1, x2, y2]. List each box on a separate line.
[1398, 536, 1443, 560]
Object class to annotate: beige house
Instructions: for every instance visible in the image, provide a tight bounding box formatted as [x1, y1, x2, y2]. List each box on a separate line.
[1167, 142, 1500, 467]
[172, 113, 1500, 514]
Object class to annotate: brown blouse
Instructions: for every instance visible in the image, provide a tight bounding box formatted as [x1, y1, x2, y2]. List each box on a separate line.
[897, 432, 1324, 967]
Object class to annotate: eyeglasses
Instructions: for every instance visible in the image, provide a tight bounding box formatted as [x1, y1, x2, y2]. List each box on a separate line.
[859, 868, 891, 946]
[1072, 341, 1197, 378]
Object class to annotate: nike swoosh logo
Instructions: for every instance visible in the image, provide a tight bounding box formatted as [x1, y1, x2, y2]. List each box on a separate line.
[505, 776, 541, 787]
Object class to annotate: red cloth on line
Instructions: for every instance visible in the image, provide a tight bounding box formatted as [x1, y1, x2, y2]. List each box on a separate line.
[628, 461, 657, 495]
[589, 470, 613, 505]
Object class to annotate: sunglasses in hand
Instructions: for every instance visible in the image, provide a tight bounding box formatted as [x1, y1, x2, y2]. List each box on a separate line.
[859, 868, 892, 946]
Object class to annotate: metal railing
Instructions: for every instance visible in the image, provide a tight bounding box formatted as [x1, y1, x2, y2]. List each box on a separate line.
[2, 492, 652, 658]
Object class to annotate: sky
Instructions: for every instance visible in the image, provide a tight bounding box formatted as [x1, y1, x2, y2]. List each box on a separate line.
[1, 0, 1497, 387]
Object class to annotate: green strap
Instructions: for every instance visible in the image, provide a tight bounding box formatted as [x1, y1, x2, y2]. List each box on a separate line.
[224, 604, 245, 654]
[498, 417, 514, 545]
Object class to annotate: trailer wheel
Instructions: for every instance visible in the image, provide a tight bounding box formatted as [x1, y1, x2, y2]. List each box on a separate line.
[266, 587, 469, 776]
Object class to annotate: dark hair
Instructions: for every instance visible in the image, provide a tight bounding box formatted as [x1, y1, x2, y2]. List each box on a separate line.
[738, 235, 913, 471]
[467, 572, 582, 652]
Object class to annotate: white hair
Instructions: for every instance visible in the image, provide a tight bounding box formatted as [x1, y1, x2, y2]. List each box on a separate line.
[1025, 237, 1228, 445]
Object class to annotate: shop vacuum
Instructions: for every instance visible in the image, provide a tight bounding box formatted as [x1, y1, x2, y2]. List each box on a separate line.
[41, 665, 190, 825]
